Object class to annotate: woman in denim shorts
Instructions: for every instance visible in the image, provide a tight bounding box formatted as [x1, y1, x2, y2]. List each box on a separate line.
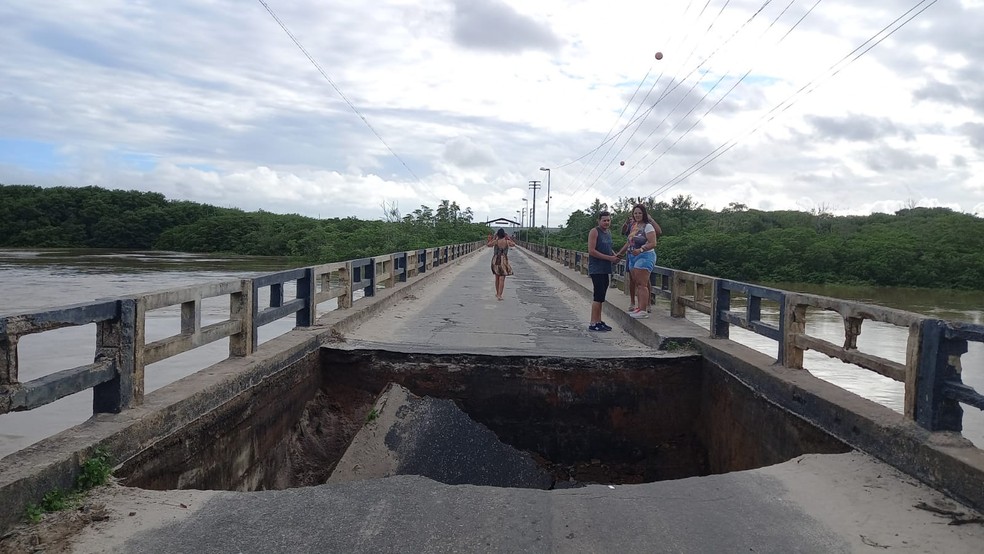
[616, 204, 661, 319]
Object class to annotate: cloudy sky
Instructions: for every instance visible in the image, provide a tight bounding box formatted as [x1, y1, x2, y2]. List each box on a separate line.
[1, 0, 982, 226]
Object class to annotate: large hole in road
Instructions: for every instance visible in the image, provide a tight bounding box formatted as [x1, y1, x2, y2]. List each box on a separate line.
[117, 348, 849, 491]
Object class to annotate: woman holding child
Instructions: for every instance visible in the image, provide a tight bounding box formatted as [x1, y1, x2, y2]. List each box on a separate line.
[616, 204, 662, 319]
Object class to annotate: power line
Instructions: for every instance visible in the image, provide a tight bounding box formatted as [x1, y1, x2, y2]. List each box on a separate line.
[608, 0, 808, 195]
[555, 0, 781, 214]
[255, 0, 436, 201]
[641, 0, 939, 200]
[552, 0, 709, 206]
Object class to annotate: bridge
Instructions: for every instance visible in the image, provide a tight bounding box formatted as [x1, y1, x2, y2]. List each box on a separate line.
[1, 242, 984, 551]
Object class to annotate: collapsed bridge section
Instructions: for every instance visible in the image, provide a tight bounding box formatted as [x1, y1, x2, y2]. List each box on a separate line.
[115, 348, 849, 491]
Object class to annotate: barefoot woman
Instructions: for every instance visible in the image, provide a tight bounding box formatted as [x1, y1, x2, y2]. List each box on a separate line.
[616, 204, 661, 319]
[487, 228, 516, 300]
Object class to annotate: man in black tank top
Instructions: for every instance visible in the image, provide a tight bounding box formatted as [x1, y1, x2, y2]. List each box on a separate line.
[586, 211, 621, 331]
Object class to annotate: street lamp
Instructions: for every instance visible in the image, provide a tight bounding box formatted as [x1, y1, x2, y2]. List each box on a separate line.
[522, 198, 528, 230]
[539, 167, 551, 247]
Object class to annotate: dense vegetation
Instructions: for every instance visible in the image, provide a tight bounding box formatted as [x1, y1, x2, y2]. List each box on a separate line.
[3, 185, 982, 289]
[0, 185, 489, 262]
[531, 195, 984, 290]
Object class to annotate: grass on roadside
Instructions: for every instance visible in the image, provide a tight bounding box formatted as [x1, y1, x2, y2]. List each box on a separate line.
[24, 447, 114, 523]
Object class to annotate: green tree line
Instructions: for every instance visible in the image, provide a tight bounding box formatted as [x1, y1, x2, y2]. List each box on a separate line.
[5, 185, 983, 289]
[0, 185, 489, 262]
[539, 195, 984, 290]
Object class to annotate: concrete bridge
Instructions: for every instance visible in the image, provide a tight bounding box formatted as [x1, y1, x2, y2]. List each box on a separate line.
[2, 242, 984, 552]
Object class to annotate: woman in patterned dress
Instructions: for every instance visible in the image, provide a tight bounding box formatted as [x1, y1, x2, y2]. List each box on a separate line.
[487, 228, 516, 300]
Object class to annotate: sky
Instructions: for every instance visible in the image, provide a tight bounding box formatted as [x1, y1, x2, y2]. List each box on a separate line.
[1, 0, 983, 226]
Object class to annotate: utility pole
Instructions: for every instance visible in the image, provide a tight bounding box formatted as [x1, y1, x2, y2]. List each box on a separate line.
[528, 180, 541, 230]
[539, 167, 551, 248]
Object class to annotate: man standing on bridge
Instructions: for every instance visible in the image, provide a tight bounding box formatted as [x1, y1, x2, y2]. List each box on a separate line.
[587, 211, 621, 331]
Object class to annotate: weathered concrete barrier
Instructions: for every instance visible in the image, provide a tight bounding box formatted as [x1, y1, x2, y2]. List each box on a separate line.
[522, 240, 984, 436]
[0, 242, 482, 531]
[522, 243, 984, 511]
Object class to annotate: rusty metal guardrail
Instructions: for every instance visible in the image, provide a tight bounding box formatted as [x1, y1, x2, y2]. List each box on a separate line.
[519, 240, 984, 436]
[0, 240, 482, 416]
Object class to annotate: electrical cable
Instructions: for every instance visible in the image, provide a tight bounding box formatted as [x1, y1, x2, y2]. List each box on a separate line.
[639, 0, 938, 200]
[255, 0, 439, 203]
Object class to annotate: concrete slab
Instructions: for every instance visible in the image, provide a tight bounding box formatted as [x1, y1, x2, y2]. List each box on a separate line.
[518, 247, 707, 349]
[328, 383, 553, 489]
[343, 247, 691, 357]
[60, 451, 984, 553]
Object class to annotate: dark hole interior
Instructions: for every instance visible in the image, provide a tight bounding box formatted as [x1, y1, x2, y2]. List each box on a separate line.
[115, 348, 849, 492]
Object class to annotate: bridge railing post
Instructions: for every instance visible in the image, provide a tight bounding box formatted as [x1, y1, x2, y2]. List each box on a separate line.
[711, 279, 730, 339]
[133, 298, 148, 403]
[93, 299, 136, 413]
[297, 268, 316, 327]
[670, 272, 686, 318]
[915, 319, 967, 432]
[781, 296, 806, 369]
[0, 335, 15, 390]
[229, 279, 254, 356]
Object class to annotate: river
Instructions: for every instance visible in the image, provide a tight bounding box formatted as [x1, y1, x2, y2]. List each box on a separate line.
[1, 249, 982, 459]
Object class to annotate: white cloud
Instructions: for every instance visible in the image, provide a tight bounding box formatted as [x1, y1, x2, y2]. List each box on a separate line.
[1, 0, 982, 225]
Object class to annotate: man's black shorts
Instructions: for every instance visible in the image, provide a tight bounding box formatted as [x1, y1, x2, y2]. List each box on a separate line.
[590, 274, 609, 303]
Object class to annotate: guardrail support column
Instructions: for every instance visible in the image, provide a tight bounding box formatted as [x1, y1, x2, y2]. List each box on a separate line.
[782, 298, 806, 369]
[903, 323, 922, 418]
[916, 319, 966, 431]
[230, 279, 253, 356]
[297, 268, 316, 327]
[133, 298, 147, 403]
[0, 335, 16, 388]
[93, 299, 136, 413]
[670, 273, 686, 318]
[711, 279, 729, 339]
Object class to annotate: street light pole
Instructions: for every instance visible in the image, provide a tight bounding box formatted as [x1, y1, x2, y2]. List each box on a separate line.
[539, 167, 551, 247]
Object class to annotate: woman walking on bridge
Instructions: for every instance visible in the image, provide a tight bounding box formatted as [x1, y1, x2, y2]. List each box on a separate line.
[488, 228, 516, 301]
[616, 204, 661, 319]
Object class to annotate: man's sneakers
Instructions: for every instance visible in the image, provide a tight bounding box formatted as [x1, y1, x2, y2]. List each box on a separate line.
[588, 322, 613, 332]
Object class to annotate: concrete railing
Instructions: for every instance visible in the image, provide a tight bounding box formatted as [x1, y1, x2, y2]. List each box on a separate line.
[520, 241, 984, 435]
[0, 241, 482, 417]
